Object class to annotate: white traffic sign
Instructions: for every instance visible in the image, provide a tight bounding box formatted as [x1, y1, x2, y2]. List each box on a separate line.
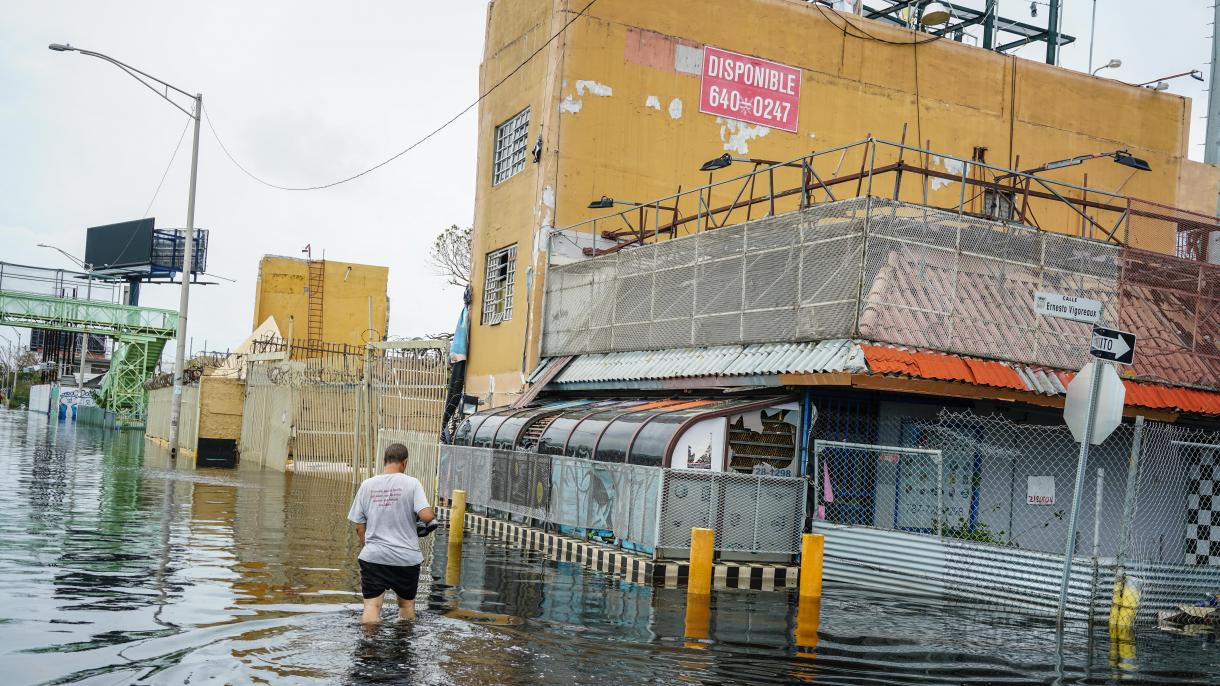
[1064, 361, 1125, 445]
[1090, 326, 1137, 365]
[1034, 292, 1102, 324]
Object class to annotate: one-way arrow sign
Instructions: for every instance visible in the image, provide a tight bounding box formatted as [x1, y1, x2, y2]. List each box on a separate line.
[1090, 326, 1137, 365]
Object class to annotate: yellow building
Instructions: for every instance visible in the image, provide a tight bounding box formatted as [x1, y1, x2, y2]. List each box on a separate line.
[467, 0, 1220, 407]
[251, 256, 390, 348]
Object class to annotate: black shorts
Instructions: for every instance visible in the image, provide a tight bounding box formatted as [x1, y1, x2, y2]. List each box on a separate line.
[359, 559, 421, 600]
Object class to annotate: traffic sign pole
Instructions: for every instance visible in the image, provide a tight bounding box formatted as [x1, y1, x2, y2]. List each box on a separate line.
[1056, 359, 1106, 629]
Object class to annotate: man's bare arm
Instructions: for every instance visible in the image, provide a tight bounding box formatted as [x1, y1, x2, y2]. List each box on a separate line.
[417, 507, 435, 524]
[355, 523, 366, 546]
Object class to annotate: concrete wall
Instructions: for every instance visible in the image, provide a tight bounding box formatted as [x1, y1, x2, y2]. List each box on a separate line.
[27, 384, 53, 415]
[251, 256, 389, 348]
[467, 0, 1220, 406]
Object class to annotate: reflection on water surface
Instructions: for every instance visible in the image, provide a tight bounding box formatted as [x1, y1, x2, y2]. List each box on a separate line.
[1, 409, 1218, 684]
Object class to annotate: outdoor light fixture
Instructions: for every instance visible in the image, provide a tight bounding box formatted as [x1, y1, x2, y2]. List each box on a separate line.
[1136, 70, 1205, 89]
[995, 149, 1151, 182]
[699, 154, 734, 172]
[48, 43, 73, 52]
[920, 2, 951, 26]
[587, 196, 643, 209]
[1091, 58, 1121, 76]
[1112, 151, 1152, 172]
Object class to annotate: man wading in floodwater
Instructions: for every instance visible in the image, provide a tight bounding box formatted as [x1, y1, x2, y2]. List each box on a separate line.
[347, 443, 437, 623]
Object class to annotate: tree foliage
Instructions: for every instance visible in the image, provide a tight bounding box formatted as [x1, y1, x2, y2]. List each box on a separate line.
[429, 224, 472, 288]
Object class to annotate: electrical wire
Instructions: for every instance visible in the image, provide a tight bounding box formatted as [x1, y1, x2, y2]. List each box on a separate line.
[142, 117, 192, 219]
[812, 3, 944, 46]
[204, 0, 599, 192]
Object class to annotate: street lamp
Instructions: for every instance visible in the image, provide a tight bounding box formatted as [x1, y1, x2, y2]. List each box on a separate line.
[1091, 59, 1121, 76]
[50, 42, 201, 458]
[37, 243, 93, 390]
[587, 196, 643, 209]
[1136, 70, 1206, 89]
[994, 149, 1151, 183]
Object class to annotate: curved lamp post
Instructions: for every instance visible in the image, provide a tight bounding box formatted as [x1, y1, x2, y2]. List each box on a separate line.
[49, 43, 200, 458]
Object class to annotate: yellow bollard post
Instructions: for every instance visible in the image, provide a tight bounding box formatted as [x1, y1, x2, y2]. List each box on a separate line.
[794, 595, 821, 657]
[450, 489, 467, 546]
[799, 533, 824, 599]
[683, 592, 711, 649]
[688, 527, 714, 597]
[445, 539, 463, 587]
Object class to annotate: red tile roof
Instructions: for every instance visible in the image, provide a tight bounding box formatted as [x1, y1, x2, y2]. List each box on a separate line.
[860, 345, 1027, 392]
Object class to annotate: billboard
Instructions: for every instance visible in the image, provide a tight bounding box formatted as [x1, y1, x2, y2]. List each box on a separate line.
[699, 46, 801, 133]
[84, 219, 155, 271]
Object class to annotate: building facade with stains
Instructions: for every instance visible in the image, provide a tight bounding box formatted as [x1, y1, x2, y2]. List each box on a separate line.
[467, 0, 1220, 406]
[252, 256, 389, 348]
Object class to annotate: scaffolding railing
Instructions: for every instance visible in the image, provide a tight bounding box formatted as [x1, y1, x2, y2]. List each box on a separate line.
[550, 137, 1217, 261]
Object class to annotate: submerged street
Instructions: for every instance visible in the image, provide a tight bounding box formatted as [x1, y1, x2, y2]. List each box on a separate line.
[1, 408, 1218, 685]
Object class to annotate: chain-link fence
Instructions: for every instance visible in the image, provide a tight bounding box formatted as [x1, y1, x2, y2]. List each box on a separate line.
[810, 407, 1220, 624]
[439, 445, 805, 558]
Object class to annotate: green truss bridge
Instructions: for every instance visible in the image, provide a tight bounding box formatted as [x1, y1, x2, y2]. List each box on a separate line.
[0, 262, 178, 426]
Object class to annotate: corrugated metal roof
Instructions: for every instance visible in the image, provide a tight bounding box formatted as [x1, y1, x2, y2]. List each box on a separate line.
[859, 345, 1026, 391]
[551, 340, 866, 384]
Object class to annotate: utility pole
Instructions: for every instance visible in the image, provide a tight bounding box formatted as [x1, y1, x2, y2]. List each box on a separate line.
[168, 93, 202, 461]
[77, 267, 92, 389]
[49, 44, 202, 456]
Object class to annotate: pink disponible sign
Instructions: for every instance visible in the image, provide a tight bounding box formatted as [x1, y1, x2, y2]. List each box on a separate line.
[699, 46, 800, 133]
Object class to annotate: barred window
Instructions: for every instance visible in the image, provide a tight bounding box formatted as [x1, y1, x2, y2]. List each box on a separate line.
[481, 245, 517, 325]
[492, 108, 530, 185]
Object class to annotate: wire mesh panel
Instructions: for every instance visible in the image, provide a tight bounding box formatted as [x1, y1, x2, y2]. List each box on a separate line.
[1121, 423, 1220, 621]
[438, 445, 493, 507]
[488, 449, 551, 520]
[657, 469, 806, 556]
[548, 456, 662, 549]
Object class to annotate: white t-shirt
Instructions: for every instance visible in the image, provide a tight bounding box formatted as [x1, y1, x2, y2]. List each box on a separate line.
[347, 472, 431, 567]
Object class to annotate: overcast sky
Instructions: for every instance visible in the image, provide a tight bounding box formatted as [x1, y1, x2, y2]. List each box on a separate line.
[0, 1, 1214, 356]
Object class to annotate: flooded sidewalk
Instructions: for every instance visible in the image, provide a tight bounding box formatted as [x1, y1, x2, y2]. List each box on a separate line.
[1, 408, 1218, 685]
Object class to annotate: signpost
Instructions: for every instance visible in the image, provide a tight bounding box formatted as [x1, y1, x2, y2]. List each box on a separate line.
[1034, 292, 1139, 628]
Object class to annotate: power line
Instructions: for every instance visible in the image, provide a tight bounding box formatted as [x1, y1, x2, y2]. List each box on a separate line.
[204, 0, 599, 192]
[142, 117, 192, 218]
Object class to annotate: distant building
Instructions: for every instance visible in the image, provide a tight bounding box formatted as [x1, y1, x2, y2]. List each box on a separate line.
[251, 256, 390, 348]
[466, 0, 1219, 406]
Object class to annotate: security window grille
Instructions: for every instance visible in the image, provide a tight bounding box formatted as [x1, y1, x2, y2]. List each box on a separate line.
[492, 108, 530, 185]
[482, 245, 517, 325]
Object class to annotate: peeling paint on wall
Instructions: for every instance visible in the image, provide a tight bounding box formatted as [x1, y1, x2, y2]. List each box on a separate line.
[575, 80, 613, 97]
[645, 95, 661, 110]
[931, 155, 969, 190]
[717, 117, 770, 154]
[560, 94, 583, 113]
[675, 43, 703, 75]
[668, 98, 683, 119]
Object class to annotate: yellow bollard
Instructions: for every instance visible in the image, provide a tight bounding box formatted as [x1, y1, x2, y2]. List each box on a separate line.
[683, 592, 711, 649]
[445, 539, 463, 587]
[688, 527, 714, 597]
[450, 489, 467, 546]
[794, 595, 821, 657]
[799, 533, 824, 599]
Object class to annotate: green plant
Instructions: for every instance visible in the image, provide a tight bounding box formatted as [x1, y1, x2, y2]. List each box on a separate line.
[935, 517, 1008, 546]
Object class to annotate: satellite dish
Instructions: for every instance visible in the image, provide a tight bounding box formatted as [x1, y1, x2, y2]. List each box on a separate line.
[921, 2, 951, 26]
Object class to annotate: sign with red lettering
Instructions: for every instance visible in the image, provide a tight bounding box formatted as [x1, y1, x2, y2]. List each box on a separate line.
[699, 46, 801, 133]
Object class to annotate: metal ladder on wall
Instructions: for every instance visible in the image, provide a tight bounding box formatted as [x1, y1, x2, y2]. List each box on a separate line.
[306, 259, 325, 353]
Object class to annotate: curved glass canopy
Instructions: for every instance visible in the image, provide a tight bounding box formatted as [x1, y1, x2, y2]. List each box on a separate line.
[454, 396, 792, 468]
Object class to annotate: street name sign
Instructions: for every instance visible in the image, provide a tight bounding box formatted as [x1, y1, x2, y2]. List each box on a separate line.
[1034, 292, 1102, 324]
[1090, 326, 1137, 365]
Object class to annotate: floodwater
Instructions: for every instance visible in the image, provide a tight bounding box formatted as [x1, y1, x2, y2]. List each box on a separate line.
[3, 409, 1220, 685]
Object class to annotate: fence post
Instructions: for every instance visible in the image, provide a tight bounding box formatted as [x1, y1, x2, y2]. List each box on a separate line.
[652, 469, 666, 560]
[689, 527, 714, 595]
[1115, 417, 1145, 569]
